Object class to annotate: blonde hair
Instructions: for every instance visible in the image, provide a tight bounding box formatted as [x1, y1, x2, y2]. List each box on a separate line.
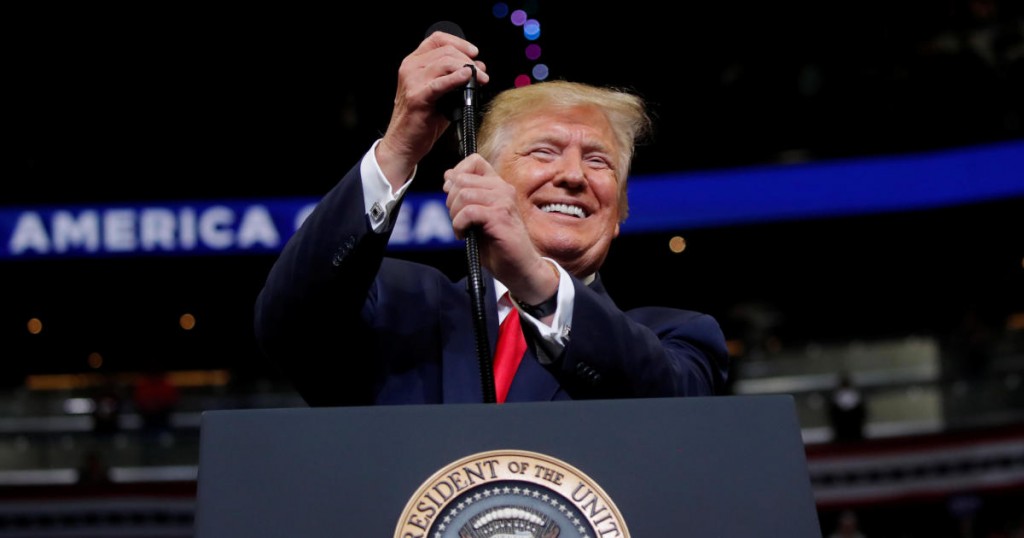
[477, 80, 651, 222]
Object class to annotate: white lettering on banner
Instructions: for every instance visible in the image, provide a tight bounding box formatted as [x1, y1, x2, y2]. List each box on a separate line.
[294, 203, 317, 233]
[53, 211, 100, 252]
[180, 207, 197, 250]
[8, 212, 51, 254]
[104, 209, 136, 252]
[390, 204, 413, 244]
[236, 205, 279, 248]
[413, 201, 455, 243]
[7, 205, 284, 256]
[373, 200, 455, 246]
[199, 206, 233, 249]
[140, 208, 176, 250]
[5, 198, 458, 258]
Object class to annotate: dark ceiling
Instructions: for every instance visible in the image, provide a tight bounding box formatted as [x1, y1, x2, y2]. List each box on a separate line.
[11, 1, 1023, 200]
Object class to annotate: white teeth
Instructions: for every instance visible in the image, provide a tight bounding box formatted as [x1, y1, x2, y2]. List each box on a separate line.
[540, 203, 586, 218]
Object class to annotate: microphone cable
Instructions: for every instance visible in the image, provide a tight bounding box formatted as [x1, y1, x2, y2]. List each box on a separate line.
[456, 64, 496, 404]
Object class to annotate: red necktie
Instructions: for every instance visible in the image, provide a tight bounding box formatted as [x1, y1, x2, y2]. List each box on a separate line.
[493, 294, 526, 403]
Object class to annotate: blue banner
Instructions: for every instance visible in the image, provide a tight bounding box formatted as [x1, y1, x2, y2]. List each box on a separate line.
[622, 139, 1024, 233]
[2, 140, 1022, 261]
[0, 197, 459, 260]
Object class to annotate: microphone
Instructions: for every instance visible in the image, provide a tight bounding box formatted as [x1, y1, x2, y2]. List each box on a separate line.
[426, 20, 464, 39]
[425, 21, 475, 123]
[425, 21, 494, 404]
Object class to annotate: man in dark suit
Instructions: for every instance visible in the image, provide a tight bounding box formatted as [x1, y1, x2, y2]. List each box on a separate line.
[254, 29, 729, 407]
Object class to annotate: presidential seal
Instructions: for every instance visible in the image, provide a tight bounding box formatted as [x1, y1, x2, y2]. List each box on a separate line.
[395, 449, 629, 538]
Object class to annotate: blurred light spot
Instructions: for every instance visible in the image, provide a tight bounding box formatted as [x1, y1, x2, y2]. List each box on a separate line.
[169, 369, 231, 387]
[669, 236, 686, 253]
[514, 74, 532, 87]
[531, 63, 549, 81]
[27, 318, 43, 335]
[88, 352, 103, 369]
[27, 373, 104, 390]
[725, 339, 745, 357]
[1007, 312, 1024, 331]
[64, 397, 95, 415]
[765, 336, 783, 353]
[180, 312, 196, 330]
[492, 2, 509, 18]
[510, 9, 527, 25]
[523, 19, 541, 40]
[525, 43, 542, 60]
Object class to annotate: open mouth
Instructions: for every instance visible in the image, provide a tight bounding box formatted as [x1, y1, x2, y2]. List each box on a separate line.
[539, 203, 587, 219]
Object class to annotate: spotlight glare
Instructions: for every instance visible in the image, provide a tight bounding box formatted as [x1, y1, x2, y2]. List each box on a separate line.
[525, 43, 542, 60]
[531, 64, 550, 81]
[514, 74, 532, 87]
[180, 313, 197, 330]
[524, 19, 541, 40]
[492, 2, 509, 18]
[510, 9, 527, 26]
[669, 236, 687, 253]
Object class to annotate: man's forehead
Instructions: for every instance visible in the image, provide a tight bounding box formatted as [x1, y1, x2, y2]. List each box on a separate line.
[510, 106, 616, 147]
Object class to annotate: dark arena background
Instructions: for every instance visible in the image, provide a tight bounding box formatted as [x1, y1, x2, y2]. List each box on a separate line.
[3, 1, 1023, 536]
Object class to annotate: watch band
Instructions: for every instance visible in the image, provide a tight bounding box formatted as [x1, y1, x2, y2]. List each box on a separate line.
[512, 259, 562, 318]
[514, 292, 558, 318]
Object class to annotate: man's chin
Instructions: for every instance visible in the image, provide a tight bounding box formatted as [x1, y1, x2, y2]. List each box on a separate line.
[540, 246, 605, 276]
[535, 238, 584, 258]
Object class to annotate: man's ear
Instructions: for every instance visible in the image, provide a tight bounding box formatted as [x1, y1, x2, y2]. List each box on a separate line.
[614, 222, 620, 237]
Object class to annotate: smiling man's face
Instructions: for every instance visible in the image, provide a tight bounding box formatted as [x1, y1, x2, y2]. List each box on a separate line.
[493, 104, 622, 278]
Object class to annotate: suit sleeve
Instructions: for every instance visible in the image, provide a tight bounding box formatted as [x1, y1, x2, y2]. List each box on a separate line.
[253, 162, 398, 406]
[548, 278, 730, 398]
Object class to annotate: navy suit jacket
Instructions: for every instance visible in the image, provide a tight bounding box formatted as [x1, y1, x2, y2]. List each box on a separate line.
[254, 160, 730, 407]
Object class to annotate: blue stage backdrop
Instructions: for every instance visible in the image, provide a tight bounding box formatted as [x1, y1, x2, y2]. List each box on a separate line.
[2, 140, 1022, 261]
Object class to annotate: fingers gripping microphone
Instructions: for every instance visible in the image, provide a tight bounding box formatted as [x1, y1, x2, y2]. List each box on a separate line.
[426, 21, 494, 404]
[425, 21, 479, 157]
[426, 21, 471, 122]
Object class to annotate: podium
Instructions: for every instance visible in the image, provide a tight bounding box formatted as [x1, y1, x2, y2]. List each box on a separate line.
[194, 395, 821, 537]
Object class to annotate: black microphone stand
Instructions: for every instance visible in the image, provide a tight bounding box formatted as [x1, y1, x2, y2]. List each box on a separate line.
[453, 65, 496, 404]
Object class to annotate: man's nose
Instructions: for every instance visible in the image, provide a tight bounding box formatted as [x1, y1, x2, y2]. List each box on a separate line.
[553, 156, 586, 189]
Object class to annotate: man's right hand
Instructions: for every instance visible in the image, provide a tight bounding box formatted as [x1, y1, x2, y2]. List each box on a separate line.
[375, 30, 489, 192]
[443, 154, 560, 310]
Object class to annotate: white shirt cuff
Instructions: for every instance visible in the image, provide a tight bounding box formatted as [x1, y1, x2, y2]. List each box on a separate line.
[360, 139, 415, 233]
[517, 258, 574, 363]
